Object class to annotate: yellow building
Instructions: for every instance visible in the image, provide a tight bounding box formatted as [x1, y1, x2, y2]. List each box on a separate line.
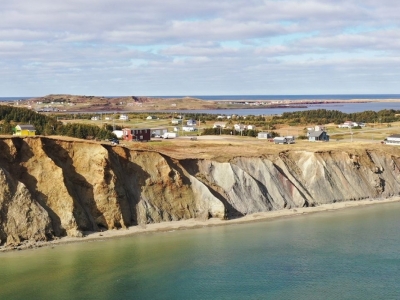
[15, 124, 36, 136]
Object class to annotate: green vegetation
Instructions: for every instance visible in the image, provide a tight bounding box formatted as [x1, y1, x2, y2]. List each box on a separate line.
[271, 109, 400, 125]
[202, 127, 259, 137]
[0, 106, 115, 140]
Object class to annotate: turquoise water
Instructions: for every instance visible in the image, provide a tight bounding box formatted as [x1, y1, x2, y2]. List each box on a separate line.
[1, 202, 400, 300]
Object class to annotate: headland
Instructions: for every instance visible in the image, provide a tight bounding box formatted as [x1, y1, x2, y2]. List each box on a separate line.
[1, 136, 400, 251]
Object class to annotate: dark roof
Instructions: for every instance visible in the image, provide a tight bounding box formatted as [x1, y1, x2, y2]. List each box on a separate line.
[308, 130, 325, 138]
[388, 134, 400, 138]
[17, 125, 36, 130]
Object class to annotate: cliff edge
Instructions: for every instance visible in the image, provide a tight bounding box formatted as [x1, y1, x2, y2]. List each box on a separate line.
[1, 137, 399, 246]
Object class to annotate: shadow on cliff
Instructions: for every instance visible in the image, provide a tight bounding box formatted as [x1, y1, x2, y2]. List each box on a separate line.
[0, 138, 60, 238]
[42, 139, 104, 233]
[0, 162, 17, 244]
[180, 158, 244, 219]
[103, 146, 151, 226]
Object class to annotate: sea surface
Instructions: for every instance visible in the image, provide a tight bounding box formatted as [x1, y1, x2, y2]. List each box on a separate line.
[1, 201, 400, 300]
[156, 101, 400, 115]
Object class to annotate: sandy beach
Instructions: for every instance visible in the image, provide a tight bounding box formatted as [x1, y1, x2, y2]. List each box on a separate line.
[3, 196, 398, 252]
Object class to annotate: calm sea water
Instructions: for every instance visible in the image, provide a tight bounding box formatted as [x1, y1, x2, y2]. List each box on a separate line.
[155, 94, 400, 101]
[1, 202, 400, 300]
[156, 102, 400, 115]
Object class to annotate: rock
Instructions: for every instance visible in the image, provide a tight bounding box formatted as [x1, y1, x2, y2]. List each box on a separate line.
[1, 136, 400, 246]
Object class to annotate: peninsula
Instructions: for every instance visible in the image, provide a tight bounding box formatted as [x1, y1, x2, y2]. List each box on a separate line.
[8, 94, 400, 112]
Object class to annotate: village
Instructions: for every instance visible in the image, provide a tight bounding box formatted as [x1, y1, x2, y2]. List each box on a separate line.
[10, 111, 400, 147]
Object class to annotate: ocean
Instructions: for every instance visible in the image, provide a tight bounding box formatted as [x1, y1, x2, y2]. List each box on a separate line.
[1, 201, 400, 300]
[154, 101, 400, 115]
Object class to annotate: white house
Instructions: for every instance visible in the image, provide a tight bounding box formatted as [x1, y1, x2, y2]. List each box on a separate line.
[273, 137, 287, 144]
[385, 134, 400, 145]
[112, 130, 123, 138]
[182, 126, 197, 132]
[257, 132, 272, 139]
[233, 124, 256, 131]
[187, 119, 197, 126]
[146, 116, 158, 120]
[338, 121, 358, 128]
[119, 114, 129, 121]
[213, 122, 227, 128]
[151, 127, 168, 137]
[234, 124, 246, 132]
[171, 118, 182, 125]
[91, 116, 100, 121]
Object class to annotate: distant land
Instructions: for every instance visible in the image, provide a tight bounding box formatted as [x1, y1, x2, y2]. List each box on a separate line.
[3, 94, 400, 113]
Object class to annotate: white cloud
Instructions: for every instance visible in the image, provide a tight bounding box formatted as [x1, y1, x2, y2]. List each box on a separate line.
[0, 0, 400, 95]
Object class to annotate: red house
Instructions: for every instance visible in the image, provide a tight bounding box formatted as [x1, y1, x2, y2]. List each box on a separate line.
[122, 128, 151, 142]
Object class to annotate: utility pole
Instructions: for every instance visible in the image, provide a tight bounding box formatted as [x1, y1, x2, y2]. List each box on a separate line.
[350, 127, 353, 142]
[113, 113, 115, 131]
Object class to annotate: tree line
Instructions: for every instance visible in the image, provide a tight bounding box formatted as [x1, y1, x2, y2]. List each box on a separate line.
[271, 109, 400, 125]
[0, 106, 115, 139]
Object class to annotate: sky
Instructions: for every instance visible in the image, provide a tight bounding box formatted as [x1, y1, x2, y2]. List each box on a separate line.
[1, 0, 400, 96]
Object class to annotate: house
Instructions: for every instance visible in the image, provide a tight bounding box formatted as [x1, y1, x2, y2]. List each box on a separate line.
[151, 127, 168, 137]
[112, 130, 123, 139]
[122, 128, 151, 142]
[308, 130, 329, 142]
[338, 121, 358, 128]
[273, 137, 287, 144]
[213, 122, 227, 128]
[91, 116, 100, 121]
[182, 126, 197, 132]
[233, 124, 246, 132]
[286, 136, 295, 144]
[247, 125, 256, 130]
[273, 136, 295, 144]
[146, 116, 158, 120]
[187, 119, 196, 126]
[385, 134, 400, 145]
[307, 126, 329, 142]
[171, 118, 183, 125]
[257, 132, 272, 139]
[15, 124, 36, 136]
[119, 114, 129, 121]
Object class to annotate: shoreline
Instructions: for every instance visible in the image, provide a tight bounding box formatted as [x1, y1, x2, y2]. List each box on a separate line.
[2, 196, 400, 252]
[3, 97, 400, 113]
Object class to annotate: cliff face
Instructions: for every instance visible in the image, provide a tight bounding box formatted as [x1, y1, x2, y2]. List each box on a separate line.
[1, 137, 400, 246]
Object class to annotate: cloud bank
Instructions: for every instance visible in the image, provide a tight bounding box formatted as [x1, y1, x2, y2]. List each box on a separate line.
[1, 0, 399, 96]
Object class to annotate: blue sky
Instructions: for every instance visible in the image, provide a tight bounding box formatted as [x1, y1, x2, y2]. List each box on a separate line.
[1, 0, 400, 96]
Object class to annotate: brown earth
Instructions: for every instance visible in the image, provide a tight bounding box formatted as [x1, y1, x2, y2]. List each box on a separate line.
[9, 93, 400, 113]
[1, 135, 400, 250]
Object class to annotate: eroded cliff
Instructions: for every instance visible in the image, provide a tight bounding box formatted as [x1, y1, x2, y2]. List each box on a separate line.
[1, 137, 399, 246]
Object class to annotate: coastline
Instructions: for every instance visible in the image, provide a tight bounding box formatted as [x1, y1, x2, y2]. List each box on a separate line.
[2, 196, 399, 252]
